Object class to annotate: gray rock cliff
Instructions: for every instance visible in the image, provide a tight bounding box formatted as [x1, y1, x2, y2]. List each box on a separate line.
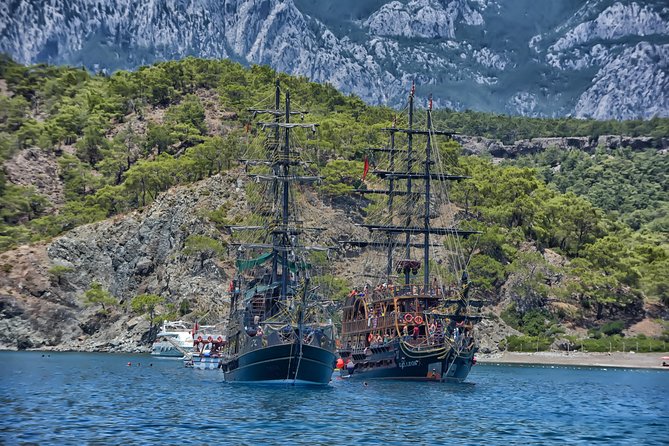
[1, 0, 667, 119]
[0, 173, 244, 351]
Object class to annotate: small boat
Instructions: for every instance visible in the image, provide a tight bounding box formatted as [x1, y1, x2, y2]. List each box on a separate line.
[184, 333, 225, 370]
[152, 320, 222, 359]
[219, 81, 337, 385]
[151, 320, 193, 357]
[337, 85, 483, 382]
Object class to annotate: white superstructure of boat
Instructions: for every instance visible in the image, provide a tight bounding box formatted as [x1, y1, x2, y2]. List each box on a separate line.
[151, 320, 193, 357]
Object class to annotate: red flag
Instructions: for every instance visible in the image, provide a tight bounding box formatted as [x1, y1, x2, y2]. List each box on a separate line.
[362, 157, 370, 181]
[193, 321, 199, 335]
[410, 81, 415, 97]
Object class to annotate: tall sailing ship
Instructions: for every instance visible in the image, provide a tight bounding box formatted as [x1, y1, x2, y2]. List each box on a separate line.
[338, 86, 483, 382]
[220, 81, 337, 385]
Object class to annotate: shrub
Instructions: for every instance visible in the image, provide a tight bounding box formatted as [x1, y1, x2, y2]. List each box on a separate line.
[500, 335, 552, 352]
[600, 320, 625, 336]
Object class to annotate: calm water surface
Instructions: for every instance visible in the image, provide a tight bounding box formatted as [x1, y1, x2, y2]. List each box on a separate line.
[0, 352, 667, 445]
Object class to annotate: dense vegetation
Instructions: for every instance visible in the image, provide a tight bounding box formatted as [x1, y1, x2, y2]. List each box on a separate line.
[1, 55, 667, 345]
[432, 109, 669, 144]
[511, 147, 668, 232]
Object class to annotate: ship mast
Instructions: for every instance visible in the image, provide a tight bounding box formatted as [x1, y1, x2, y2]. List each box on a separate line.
[280, 90, 291, 300]
[244, 82, 323, 304]
[404, 88, 414, 286]
[386, 115, 397, 279]
[272, 80, 281, 284]
[346, 85, 480, 290]
[423, 94, 433, 291]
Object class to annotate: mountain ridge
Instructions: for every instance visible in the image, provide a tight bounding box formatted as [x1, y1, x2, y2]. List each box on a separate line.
[1, 0, 668, 119]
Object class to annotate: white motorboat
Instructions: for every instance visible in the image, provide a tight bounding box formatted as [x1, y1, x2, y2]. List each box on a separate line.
[151, 320, 193, 357]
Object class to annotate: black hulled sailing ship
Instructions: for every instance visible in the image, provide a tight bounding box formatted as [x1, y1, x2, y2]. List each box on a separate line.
[220, 81, 337, 384]
[338, 87, 483, 382]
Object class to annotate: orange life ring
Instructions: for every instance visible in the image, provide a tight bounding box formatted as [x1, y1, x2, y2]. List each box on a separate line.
[414, 315, 424, 324]
[403, 313, 413, 323]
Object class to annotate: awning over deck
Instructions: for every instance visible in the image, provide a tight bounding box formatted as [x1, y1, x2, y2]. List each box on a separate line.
[236, 252, 274, 271]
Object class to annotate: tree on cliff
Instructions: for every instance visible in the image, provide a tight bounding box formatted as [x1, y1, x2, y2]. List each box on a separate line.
[131, 293, 165, 328]
[182, 234, 226, 268]
[83, 282, 117, 312]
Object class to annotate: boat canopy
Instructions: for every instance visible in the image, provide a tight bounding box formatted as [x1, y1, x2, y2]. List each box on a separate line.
[244, 283, 280, 300]
[236, 252, 309, 272]
[236, 252, 274, 271]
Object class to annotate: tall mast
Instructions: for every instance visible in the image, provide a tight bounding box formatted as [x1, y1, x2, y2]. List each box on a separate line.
[404, 86, 414, 286]
[386, 116, 396, 279]
[339, 84, 481, 287]
[243, 83, 323, 309]
[281, 91, 291, 300]
[424, 95, 433, 290]
[271, 80, 281, 284]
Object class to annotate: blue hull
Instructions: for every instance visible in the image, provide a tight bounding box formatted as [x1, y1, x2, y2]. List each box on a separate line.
[340, 341, 476, 383]
[223, 343, 336, 385]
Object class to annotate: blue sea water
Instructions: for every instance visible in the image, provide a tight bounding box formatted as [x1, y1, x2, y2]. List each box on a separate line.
[0, 352, 667, 445]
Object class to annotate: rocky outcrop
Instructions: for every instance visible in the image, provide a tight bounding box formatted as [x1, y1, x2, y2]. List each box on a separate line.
[456, 134, 669, 158]
[532, 1, 669, 120]
[573, 43, 669, 120]
[475, 315, 522, 354]
[0, 172, 249, 351]
[0, 169, 374, 352]
[363, 0, 484, 39]
[547, 2, 669, 53]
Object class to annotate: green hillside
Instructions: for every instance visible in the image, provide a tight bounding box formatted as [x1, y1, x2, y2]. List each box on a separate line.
[1, 56, 667, 347]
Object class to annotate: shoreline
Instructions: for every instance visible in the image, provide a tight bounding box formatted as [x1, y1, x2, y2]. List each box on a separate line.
[3, 348, 669, 370]
[477, 351, 669, 370]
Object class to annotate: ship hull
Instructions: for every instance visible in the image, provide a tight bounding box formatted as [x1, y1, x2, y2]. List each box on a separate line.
[223, 343, 336, 385]
[151, 343, 189, 357]
[185, 354, 222, 370]
[339, 341, 476, 383]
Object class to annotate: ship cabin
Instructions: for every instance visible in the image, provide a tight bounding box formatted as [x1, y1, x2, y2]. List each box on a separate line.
[338, 279, 482, 363]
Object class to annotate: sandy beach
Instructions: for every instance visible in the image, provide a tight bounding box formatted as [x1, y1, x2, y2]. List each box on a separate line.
[477, 351, 669, 370]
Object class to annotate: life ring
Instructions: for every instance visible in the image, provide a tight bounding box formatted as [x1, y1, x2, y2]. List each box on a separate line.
[414, 315, 424, 325]
[403, 313, 413, 323]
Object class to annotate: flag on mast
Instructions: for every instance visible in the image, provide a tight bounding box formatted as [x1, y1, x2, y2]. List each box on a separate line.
[362, 157, 370, 181]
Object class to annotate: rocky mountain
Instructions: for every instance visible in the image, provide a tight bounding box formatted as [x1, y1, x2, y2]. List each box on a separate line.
[1, 0, 667, 119]
[0, 169, 370, 352]
[0, 174, 242, 351]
